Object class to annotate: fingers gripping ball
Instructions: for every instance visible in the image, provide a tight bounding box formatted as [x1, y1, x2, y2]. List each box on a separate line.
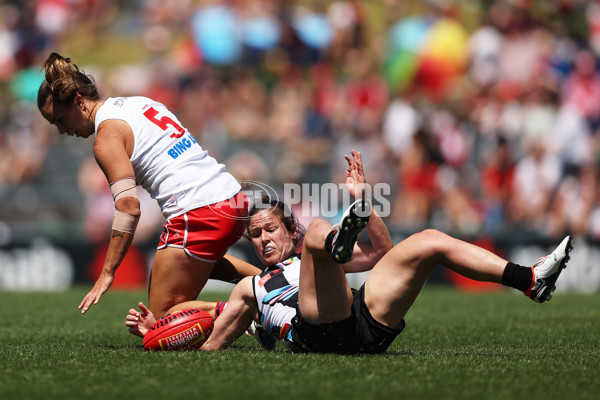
[143, 309, 214, 351]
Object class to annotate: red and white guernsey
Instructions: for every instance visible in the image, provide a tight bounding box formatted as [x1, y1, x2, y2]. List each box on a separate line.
[95, 97, 240, 218]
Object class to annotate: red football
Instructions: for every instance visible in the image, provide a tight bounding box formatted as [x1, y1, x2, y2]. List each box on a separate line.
[143, 308, 214, 351]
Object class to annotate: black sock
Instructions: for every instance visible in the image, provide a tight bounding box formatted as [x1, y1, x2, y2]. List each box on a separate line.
[501, 262, 533, 291]
[324, 230, 335, 253]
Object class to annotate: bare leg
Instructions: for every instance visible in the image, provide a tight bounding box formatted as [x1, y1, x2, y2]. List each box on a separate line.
[365, 229, 507, 328]
[148, 247, 215, 317]
[298, 219, 354, 323]
[210, 255, 261, 283]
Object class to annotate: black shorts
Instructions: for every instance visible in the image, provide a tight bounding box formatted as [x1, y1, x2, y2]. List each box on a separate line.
[289, 284, 405, 354]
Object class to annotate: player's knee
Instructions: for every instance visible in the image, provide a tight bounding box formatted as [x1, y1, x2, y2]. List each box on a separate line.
[410, 229, 451, 260]
[154, 295, 191, 318]
[304, 218, 332, 252]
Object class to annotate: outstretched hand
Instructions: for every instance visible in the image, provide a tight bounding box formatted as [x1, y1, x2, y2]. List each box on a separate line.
[78, 270, 114, 314]
[125, 302, 156, 338]
[344, 150, 366, 200]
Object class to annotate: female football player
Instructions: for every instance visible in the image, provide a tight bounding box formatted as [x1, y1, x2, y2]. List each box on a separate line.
[38, 52, 260, 319]
[127, 151, 572, 354]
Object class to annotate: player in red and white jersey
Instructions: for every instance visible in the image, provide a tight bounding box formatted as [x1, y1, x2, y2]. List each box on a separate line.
[95, 96, 240, 218]
[38, 53, 260, 319]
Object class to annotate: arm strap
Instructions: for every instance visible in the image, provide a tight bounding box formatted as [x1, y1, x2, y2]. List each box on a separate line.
[112, 210, 139, 234]
[109, 178, 139, 234]
[110, 177, 137, 202]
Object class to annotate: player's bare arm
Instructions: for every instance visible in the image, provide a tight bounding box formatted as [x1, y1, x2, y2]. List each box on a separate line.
[78, 120, 140, 314]
[199, 276, 258, 351]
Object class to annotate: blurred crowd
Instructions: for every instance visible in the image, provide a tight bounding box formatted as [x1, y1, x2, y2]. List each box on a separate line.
[1, 0, 600, 246]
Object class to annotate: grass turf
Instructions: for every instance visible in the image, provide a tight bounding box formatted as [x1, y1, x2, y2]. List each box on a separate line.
[0, 287, 598, 400]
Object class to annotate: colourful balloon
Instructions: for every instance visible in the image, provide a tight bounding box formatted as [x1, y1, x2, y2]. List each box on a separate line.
[421, 18, 468, 72]
[388, 17, 430, 53]
[383, 50, 420, 90]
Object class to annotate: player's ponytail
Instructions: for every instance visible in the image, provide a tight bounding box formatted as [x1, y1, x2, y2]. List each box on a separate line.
[37, 52, 100, 110]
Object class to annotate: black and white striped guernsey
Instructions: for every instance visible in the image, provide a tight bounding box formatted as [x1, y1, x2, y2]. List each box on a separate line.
[252, 255, 301, 342]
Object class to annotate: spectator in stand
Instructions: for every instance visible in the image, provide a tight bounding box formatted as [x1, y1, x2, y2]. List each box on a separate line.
[561, 50, 600, 131]
[390, 132, 439, 230]
[2, 0, 600, 247]
[479, 136, 515, 233]
[509, 137, 562, 233]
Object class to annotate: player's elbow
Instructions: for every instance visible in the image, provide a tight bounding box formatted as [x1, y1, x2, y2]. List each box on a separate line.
[115, 196, 141, 218]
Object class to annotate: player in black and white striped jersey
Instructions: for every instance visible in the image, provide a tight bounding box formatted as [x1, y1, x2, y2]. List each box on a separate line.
[127, 151, 572, 353]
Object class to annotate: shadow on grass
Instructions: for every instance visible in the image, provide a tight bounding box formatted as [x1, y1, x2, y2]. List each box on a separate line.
[379, 350, 417, 356]
[94, 344, 143, 351]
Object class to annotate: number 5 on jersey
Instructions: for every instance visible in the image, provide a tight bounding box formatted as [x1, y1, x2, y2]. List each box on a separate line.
[143, 107, 186, 139]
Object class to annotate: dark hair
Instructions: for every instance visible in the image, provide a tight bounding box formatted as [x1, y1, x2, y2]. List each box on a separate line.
[37, 52, 100, 110]
[245, 196, 305, 247]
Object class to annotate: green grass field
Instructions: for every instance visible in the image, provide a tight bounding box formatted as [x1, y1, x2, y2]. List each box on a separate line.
[1, 287, 598, 400]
